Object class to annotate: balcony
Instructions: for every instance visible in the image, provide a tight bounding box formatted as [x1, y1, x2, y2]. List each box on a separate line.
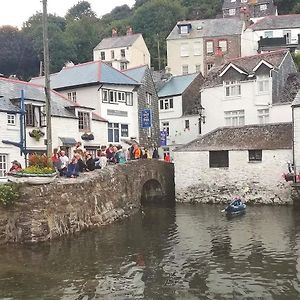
[258, 35, 300, 52]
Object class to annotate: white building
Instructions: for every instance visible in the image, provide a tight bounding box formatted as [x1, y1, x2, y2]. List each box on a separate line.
[0, 77, 107, 181]
[174, 123, 293, 204]
[157, 73, 204, 158]
[31, 61, 143, 148]
[93, 29, 151, 71]
[200, 49, 298, 135]
[292, 89, 300, 177]
[242, 14, 300, 56]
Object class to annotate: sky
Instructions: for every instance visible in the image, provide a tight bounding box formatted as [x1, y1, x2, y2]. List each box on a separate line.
[0, 0, 136, 28]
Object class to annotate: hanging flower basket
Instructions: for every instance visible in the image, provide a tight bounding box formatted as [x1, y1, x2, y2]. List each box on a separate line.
[29, 129, 45, 141]
[81, 133, 94, 140]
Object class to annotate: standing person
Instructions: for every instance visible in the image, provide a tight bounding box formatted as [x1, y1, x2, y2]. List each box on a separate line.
[115, 145, 127, 164]
[74, 141, 84, 159]
[128, 144, 135, 160]
[106, 144, 114, 163]
[133, 143, 141, 160]
[152, 147, 159, 159]
[58, 150, 69, 176]
[51, 148, 61, 171]
[164, 153, 171, 162]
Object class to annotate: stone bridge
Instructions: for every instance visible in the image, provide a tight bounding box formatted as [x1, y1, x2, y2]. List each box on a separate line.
[0, 160, 175, 244]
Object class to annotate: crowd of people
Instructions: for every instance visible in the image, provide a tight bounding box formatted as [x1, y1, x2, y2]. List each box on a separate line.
[51, 142, 161, 178]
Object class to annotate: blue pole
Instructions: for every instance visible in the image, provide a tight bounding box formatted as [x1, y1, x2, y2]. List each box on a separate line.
[20, 89, 27, 166]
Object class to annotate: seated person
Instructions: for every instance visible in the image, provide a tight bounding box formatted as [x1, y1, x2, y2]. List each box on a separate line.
[86, 153, 96, 171]
[74, 153, 88, 172]
[66, 157, 79, 178]
[9, 160, 22, 173]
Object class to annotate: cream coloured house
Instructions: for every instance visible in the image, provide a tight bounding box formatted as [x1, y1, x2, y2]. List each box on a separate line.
[166, 18, 243, 76]
[93, 29, 151, 71]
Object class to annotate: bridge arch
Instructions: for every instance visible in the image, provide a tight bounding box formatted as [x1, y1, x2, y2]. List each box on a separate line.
[141, 179, 163, 204]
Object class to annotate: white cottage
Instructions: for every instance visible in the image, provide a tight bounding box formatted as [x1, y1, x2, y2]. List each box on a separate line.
[201, 49, 298, 135]
[0, 77, 107, 181]
[31, 61, 142, 148]
[174, 123, 293, 204]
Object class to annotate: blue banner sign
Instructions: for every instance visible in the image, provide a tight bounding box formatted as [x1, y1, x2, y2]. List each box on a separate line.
[141, 109, 152, 128]
[160, 130, 167, 146]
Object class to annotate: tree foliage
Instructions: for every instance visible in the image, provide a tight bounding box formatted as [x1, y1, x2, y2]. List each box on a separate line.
[65, 1, 96, 21]
[274, 0, 299, 14]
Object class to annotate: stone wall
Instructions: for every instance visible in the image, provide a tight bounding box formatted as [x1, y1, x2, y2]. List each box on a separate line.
[0, 160, 174, 244]
[174, 149, 293, 205]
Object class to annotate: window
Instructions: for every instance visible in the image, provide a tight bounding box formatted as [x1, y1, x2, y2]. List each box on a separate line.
[159, 98, 173, 110]
[196, 64, 201, 73]
[258, 108, 269, 124]
[249, 150, 262, 162]
[118, 92, 125, 102]
[100, 51, 105, 60]
[111, 50, 115, 59]
[121, 124, 129, 137]
[185, 119, 190, 130]
[209, 151, 229, 168]
[163, 147, 170, 159]
[102, 89, 108, 102]
[206, 41, 213, 54]
[182, 65, 189, 75]
[120, 49, 126, 58]
[67, 92, 76, 102]
[229, 8, 236, 15]
[120, 62, 128, 70]
[283, 30, 291, 44]
[180, 44, 189, 57]
[7, 114, 16, 126]
[218, 40, 227, 53]
[0, 154, 7, 177]
[146, 93, 152, 106]
[260, 4, 267, 11]
[179, 25, 189, 34]
[207, 63, 214, 72]
[78, 111, 90, 132]
[109, 91, 117, 103]
[108, 123, 120, 143]
[162, 121, 169, 136]
[126, 92, 133, 106]
[194, 42, 201, 56]
[225, 110, 245, 126]
[25, 104, 41, 127]
[257, 74, 269, 93]
[264, 31, 273, 38]
[224, 81, 241, 97]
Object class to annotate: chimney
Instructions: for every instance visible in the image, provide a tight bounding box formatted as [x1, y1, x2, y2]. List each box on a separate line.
[126, 27, 133, 35]
[112, 28, 117, 37]
[240, 6, 251, 27]
[215, 46, 224, 66]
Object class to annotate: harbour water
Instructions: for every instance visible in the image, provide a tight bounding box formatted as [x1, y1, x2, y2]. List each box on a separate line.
[1, 203, 300, 299]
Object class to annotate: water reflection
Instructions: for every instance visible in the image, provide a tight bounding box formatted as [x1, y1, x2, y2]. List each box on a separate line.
[0, 204, 300, 299]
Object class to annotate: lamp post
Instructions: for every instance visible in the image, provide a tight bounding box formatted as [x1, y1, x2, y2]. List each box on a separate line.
[198, 105, 206, 135]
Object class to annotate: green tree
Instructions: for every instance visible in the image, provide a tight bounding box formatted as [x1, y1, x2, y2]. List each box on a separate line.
[292, 53, 300, 71]
[0, 26, 38, 79]
[274, 0, 299, 14]
[132, 0, 186, 69]
[65, 1, 96, 21]
[181, 0, 222, 19]
[293, 3, 300, 13]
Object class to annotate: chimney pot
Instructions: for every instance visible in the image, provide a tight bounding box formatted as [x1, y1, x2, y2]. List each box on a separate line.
[112, 28, 117, 37]
[127, 27, 133, 35]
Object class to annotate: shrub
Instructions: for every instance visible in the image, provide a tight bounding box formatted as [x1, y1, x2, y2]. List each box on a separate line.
[17, 154, 56, 175]
[0, 184, 19, 207]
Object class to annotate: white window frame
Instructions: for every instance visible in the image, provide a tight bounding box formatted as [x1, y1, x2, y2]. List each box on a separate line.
[159, 98, 174, 111]
[118, 92, 125, 102]
[180, 44, 189, 57]
[120, 49, 126, 58]
[258, 108, 269, 124]
[206, 41, 214, 54]
[7, 114, 16, 126]
[125, 92, 133, 106]
[207, 63, 213, 72]
[0, 154, 8, 178]
[218, 40, 227, 53]
[146, 93, 152, 106]
[78, 111, 91, 132]
[264, 31, 273, 38]
[225, 110, 245, 126]
[260, 4, 267, 11]
[193, 42, 201, 56]
[257, 74, 270, 94]
[120, 62, 127, 70]
[182, 65, 189, 75]
[224, 80, 241, 98]
[108, 122, 120, 143]
[161, 122, 170, 136]
[229, 8, 236, 15]
[102, 89, 108, 102]
[180, 25, 189, 34]
[100, 51, 105, 60]
[109, 90, 117, 103]
[195, 64, 201, 73]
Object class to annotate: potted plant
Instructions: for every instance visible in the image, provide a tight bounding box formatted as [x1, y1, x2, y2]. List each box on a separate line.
[29, 129, 45, 141]
[81, 133, 94, 140]
[7, 154, 57, 185]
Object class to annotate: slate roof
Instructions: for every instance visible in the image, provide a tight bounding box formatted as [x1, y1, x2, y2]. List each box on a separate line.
[203, 49, 288, 88]
[176, 123, 292, 152]
[122, 65, 148, 83]
[292, 90, 300, 107]
[94, 33, 141, 50]
[251, 14, 300, 31]
[167, 18, 243, 40]
[0, 78, 78, 118]
[277, 73, 300, 104]
[30, 61, 139, 90]
[158, 73, 199, 98]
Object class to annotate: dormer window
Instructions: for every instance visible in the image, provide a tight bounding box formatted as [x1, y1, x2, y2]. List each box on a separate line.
[78, 111, 90, 132]
[229, 8, 236, 15]
[260, 4, 267, 11]
[178, 23, 191, 34]
[257, 74, 270, 93]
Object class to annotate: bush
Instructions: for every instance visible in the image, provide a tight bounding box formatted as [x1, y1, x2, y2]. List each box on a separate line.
[0, 184, 19, 207]
[17, 154, 56, 175]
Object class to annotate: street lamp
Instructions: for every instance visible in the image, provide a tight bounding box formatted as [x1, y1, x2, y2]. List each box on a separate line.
[198, 105, 205, 134]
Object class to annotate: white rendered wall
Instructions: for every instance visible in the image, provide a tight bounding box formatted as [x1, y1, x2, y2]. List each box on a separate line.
[293, 107, 300, 172]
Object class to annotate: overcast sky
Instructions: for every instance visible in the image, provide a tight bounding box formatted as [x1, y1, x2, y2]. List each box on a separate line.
[0, 0, 136, 28]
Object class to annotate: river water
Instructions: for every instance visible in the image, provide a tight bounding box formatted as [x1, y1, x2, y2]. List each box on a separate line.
[1, 204, 300, 299]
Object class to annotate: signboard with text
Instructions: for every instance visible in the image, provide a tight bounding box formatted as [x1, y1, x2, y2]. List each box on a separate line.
[140, 109, 152, 128]
[160, 130, 167, 146]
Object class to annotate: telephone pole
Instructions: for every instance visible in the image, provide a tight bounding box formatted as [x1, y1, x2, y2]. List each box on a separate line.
[42, 0, 52, 156]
